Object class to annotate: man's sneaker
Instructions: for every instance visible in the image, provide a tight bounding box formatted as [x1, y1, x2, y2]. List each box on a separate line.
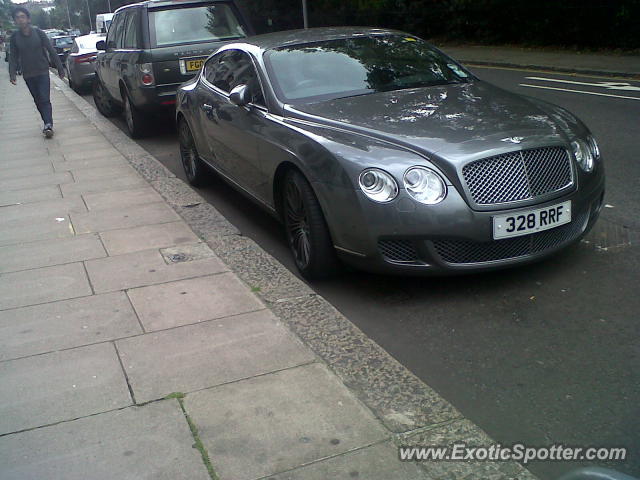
[43, 124, 54, 139]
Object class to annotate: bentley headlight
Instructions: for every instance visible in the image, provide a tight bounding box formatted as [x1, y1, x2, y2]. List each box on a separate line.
[571, 139, 594, 172]
[403, 167, 447, 204]
[359, 168, 398, 203]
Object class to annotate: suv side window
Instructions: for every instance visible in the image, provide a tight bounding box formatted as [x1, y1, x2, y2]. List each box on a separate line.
[106, 13, 122, 50]
[123, 9, 139, 49]
[204, 50, 265, 106]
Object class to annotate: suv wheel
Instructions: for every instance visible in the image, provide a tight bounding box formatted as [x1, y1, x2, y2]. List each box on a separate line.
[123, 90, 147, 138]
[92, 78, 121, 117]
[282, 169, 341, 279]
[178, 118, 206, 186]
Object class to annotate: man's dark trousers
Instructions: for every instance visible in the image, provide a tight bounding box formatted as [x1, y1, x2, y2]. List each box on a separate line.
[24, 74, 53, 126]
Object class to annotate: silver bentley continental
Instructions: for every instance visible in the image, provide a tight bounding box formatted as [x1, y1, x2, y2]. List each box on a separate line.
[176, 27, 605, 279]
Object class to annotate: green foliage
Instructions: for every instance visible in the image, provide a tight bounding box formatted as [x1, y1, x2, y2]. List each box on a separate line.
[237, 0, 639, 49]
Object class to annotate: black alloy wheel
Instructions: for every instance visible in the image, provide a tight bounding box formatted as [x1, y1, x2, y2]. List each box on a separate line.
[282, 169, 340, 279]
[178, 119, 206, 187]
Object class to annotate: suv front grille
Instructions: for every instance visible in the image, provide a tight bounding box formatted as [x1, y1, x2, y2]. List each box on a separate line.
[432, 211, 589, 264]
[462, 147, 573, 205]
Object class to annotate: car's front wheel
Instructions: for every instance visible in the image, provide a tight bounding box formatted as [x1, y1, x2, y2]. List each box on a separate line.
[282, 169, 340, 280]
[178, 118, 206, 187]
[92, 77, 121, 117]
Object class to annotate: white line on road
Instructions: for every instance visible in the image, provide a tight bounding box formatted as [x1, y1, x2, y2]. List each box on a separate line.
[519, 84, 640, 101]
[525, 76, 640, 91]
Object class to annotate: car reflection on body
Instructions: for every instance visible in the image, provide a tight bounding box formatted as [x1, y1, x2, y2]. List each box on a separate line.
[176, 27, 605, 279]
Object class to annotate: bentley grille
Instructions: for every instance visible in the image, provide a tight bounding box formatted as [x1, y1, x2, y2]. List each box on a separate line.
[462, 146, 573, 205]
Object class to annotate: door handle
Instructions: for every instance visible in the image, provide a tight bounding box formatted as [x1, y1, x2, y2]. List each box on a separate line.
[202, 104, 213, 112]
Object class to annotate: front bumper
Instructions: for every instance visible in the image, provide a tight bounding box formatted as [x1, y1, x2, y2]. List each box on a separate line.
[322, 167, 605, 275]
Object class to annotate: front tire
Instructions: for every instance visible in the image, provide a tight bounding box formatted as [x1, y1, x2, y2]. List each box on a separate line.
[282, 169, 340, 280]
[178, 118, 206, 187]
[92, 77, 121, 117]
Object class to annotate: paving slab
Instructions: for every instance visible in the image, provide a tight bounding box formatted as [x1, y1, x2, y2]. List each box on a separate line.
[85, 248, 228, 294]
[56, 136, 112, 148]
[63, 148, 125, 162]
[0, 171, 72, 192]
[100, 221, 200, 256]
[268, 441, 427, 480]
[126, 272, 262, 331]
[117, 309, 313, 403]
[0, 399, 209, 480]
[0, 195, 87, 222]
[60, 175, 149, 196]
[184, 363, 389, 480]
[0, 184, 61, 207]
[71, 164, 140, 182]
[0, 234, 106, 274]
[0, 214, 74, 247]
[52, 155, 129, 172]
[82, 186, 164, 211]
[1, 154, 59, 169]
[0, 292, 141, 361]
[0, 262, 92, 310]
[0, 164, 53, 179]
[71, 202, 180, 234]
[0, 342, 131, 434]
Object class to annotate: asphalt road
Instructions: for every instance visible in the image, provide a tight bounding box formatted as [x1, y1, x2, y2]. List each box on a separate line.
[80, 67, 640, 480]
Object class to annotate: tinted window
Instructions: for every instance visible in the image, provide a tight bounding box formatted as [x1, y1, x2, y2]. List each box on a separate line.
[204, 50, 265, 106]
[123, 9, 139, 49]
[71, 40, 79, 54]
[106, 13, 123, 49]
[265, 35, 471, 103]
[150, 4, 246, 47]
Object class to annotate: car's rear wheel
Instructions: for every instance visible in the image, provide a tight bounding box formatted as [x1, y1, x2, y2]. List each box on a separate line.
[178, 118, 206, 187]
[282, 169, 340, 279]
[92, 77, 121, 117]
[123, 90, 147, 139]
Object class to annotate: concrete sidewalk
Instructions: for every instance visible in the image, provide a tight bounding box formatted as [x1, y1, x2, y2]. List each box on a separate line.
[437, 44, 640, 78]
[0, 67, 536, 480]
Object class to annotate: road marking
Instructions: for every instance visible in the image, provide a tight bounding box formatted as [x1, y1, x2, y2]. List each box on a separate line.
[466, 64, 637, 81]
[525, 77, 640, 91]
[519, 84, 640, 101]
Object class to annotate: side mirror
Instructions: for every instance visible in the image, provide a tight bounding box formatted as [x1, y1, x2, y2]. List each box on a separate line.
[229, 84, 249, 107]
[96, 40, 106, 51]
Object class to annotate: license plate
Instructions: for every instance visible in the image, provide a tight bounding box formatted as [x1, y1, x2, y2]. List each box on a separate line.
[493, 201, 571, 240]
[63, 48, 70, 52]
[185, 59, 204, 72]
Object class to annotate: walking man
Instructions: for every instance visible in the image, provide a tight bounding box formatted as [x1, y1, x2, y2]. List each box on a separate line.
[8, 7, 65, 138]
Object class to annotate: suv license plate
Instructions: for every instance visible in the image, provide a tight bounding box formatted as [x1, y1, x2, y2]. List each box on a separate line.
[493, 201, 572, 240]
[185, 59, 204, 72]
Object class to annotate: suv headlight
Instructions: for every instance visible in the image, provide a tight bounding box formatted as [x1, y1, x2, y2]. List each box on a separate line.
[403, 166, 447, 204]
[571, 139, 594, 172]
[359, 168, 398, 203]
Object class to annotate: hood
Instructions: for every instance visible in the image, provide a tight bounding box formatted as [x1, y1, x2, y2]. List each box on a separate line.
[285, 81, 569, 165]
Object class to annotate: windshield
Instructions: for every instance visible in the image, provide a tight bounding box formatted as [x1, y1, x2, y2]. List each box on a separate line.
[265, 34, 471, 103]
[54, 37, 74, 47]
[149, 4, 246, 47]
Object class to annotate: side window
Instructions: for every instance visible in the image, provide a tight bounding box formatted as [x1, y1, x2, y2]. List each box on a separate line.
[115, 12, 127, 49]
[71, 39, 79, 54]
[203, 50, 265, 106]
[106, 13, 122, 49]
[123, 9, 139, 49]
[227, 51, 265, 107]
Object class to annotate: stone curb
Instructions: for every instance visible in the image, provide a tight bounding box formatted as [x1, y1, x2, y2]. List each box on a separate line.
[51, 75, 537, 479]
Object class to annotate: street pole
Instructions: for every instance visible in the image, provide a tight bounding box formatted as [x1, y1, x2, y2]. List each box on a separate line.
[66, 0, 72, 29]
[86, 0, 93, 31]
[302, 0, 308, 29]
[107, 0, 112, 13]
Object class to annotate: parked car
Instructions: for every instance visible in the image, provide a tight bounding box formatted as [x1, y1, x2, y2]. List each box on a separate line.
[50, 35, 74, 63]
[92, 0, 253, 138]
[176, 28, 605, 279]
[43, 29, 65, 40]
[65, 33, 105, 93]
